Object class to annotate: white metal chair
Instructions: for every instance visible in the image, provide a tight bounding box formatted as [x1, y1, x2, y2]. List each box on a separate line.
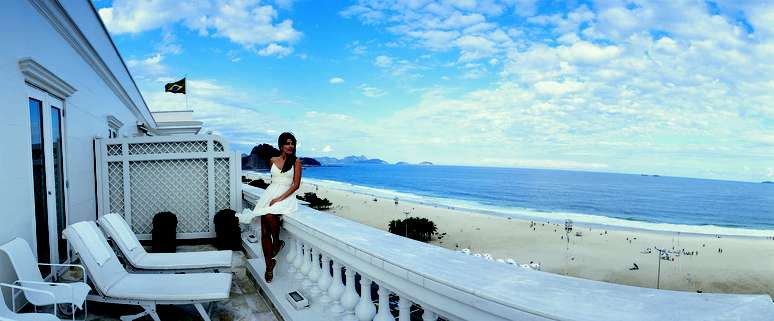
[0, 283, 60, 320]
[97, 213, 232, 273]
[0, 238, 90, 320]
[63, 221, 232, 321]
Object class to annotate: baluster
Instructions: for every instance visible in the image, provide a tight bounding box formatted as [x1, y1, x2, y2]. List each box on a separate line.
[317, 254, 333, 304]
[326, 260, 345, 315]
[301, 246, 315, 291]
[398, 296, 411, 321]
[295, 242, 308, 281]
[290, 238, 302, 275]
[308, 249, 322, 297]
[373, 285, 392, 321]
[285, 237, 296, 274]
[355, 276, 376, 321]
[421, 306, 438, 321]
[340, 267, 360, 321]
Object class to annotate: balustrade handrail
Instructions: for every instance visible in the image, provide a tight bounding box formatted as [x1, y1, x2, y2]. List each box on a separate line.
[242, 187, 774, 321]
[243, 188, 532, 321]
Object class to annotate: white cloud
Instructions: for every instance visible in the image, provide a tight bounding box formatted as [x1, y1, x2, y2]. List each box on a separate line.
[374, 55, 392, 67]
[456, 35, 498, 62]
[329, 77, 345, 84]
[322, 145, 333, 153]
[557, 41, 621, 65]
[99, 0, 301, 53]
[533, 80, 586, 95]
[359, 84, 387, 98]
[348, 41, 368, 55]
[126, 54, 166, 76]
[257, 43, 293, 57]
[406, 30, 461, 50]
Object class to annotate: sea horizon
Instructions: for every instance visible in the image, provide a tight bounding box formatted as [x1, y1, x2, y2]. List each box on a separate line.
[299, 160, 774, 185]
[246, 164, 774, 237]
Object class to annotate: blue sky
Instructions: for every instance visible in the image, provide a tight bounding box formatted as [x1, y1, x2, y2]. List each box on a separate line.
[92, 0, 774, 182]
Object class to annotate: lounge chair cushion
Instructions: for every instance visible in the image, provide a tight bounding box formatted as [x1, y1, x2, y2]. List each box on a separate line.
[99, 213, 233, 271]
[102, 213, 141, 252]
[132, 250, 233, 270]
[105, 272, 232, 301]
[71, 222, 112, 266]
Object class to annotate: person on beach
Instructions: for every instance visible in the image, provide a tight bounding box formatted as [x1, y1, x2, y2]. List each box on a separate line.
[237, 132, 302, 282]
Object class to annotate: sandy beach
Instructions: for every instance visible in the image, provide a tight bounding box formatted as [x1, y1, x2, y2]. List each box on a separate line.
[248, 173, 774, 298]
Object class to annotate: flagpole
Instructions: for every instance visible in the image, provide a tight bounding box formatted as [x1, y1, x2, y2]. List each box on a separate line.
[185, 74, 188, 110]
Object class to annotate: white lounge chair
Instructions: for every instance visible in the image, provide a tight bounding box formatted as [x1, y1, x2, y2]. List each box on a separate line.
[63, 221, 232, 321]
[97, 213, 232, 273]
[0, 283, 60, 320]
[0, 238, 90, 320]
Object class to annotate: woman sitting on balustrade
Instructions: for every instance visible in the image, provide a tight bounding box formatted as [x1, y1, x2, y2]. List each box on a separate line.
[237, 132, 301, 282]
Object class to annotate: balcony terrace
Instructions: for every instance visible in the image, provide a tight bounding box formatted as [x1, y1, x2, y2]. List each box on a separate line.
[60, 135, 773, 321]
[240, 185, 774, 321]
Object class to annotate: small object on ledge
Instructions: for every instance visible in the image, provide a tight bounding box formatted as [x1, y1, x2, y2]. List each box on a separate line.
[286, 290, 309, 310]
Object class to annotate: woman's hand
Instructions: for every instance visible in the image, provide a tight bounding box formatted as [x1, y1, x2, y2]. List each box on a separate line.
[270, 198, 281, 206]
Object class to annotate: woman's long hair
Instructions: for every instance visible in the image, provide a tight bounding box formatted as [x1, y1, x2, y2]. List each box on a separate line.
[278, 132, 297, 173]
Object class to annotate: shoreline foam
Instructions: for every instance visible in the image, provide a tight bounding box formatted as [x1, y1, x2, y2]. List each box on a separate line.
[245, 171, 774, 238]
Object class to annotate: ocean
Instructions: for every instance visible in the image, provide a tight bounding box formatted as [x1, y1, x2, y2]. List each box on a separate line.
[259, 164, 774, 235]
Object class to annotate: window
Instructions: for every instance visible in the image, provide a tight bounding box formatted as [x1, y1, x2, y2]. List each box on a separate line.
[107, 115, 123, 138]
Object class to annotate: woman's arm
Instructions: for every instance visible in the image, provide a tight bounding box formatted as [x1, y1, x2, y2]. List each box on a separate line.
[270, 158, 303, 205]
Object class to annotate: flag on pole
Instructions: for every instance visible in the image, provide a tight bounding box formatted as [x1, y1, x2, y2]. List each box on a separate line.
[164, 78, 186, 94]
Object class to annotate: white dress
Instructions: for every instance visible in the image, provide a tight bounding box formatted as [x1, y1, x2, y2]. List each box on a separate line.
[237, 163, 299, 224]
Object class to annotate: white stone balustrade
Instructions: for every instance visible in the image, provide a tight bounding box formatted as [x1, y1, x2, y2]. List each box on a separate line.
[301, 246, 315, 292]
[286, 237, 296, 274]
[307, 247, 322, 296]
[355, 276, 376, 321]
[373, 286, 393, 321]
[291, 240, 302, 277]
[326, 260, 345, 314]
[398, 296, 411, 321]
[317, 254, 334, 305]
[242, 186, 774, 321]
[340, 267, 360, 321]
[422, 308, 438, 321]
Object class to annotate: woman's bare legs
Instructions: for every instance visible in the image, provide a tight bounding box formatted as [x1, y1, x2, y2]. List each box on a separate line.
[261, 215, 274, 264]
[261, 215, 275, 282]
[268, 214, 282, 253]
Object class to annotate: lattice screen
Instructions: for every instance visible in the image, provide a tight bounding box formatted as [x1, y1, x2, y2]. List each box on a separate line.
[96, 135, 241, 239]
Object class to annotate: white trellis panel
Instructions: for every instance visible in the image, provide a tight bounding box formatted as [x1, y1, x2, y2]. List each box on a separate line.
[95, 135, 242, 239]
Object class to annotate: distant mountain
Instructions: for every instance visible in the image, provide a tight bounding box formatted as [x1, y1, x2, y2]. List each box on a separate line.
[418, 161, 434, 165]
[395, 161, 410, 165]
[300, 157, 321, 167]
[762, 181, 774, 184]
[242, 144, 277, 170]
[241, 143, 320, 169]
[312, 155, 388, 165]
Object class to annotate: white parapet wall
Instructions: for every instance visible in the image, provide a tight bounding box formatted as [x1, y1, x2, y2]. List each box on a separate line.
[94, 135, 242, 239]
[242, 186, 774, 321]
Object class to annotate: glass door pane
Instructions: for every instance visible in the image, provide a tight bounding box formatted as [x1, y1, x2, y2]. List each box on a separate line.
[51, 106, 67, 262]
[29, 98, 51, 275]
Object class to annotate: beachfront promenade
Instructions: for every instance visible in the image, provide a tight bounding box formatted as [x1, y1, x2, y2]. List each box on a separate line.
[242, 185, 774, 321]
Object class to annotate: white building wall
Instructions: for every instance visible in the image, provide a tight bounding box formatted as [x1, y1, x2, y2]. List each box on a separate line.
[0, 0, 152, 287]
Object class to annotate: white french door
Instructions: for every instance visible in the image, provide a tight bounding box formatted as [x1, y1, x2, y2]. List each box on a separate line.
[27, 85, 69, 275]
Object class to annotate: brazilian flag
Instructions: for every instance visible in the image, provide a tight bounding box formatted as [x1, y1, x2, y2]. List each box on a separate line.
[164, 78, 186, 94]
